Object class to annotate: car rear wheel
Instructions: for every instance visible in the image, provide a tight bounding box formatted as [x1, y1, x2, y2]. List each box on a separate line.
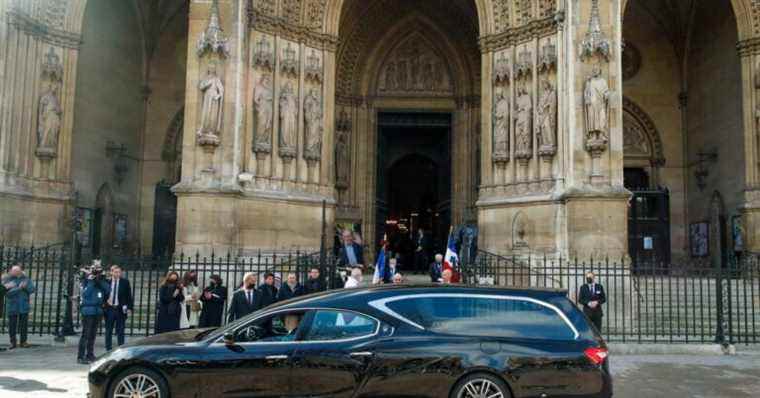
[108, 367, 167, 398]
[451, 373, 511, 398]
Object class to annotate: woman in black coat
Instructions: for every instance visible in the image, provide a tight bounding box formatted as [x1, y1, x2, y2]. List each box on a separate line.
[156, 271, 184, 334]
[199, 275, 227, 327]
[276, 273, 304, 302]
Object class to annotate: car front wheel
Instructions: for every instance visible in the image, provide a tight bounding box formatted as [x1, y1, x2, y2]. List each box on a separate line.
[108, 366, 168, 398]
[451, 372, 511, 398]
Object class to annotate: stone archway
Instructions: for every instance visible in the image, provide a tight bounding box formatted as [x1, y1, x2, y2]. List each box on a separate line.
[622, 97, 665, 188]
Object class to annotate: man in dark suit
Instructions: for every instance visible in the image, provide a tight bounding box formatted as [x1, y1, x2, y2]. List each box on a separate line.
[414, 228, 429, 271]
[258, 273, 278, 308]
[337, 229, 364, 268]
[578, 271, 606, 333]
[429, 254, 444, 283]
[104, 265, 133, 351]
[304, 267, 325, 294]
[228, 273, 260, 323]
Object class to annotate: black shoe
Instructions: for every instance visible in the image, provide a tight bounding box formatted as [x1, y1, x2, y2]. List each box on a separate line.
[86, 356, 96, 362]
[8, 344, 17, 350]
[77, 358, 90, 365]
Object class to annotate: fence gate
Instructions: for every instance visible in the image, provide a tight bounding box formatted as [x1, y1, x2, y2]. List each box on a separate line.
[628, 189, 671, 266]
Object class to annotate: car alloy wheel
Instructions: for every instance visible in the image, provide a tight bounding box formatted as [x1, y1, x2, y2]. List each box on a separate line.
[113, 372, 161, 398]
[454, 374, 509, 398]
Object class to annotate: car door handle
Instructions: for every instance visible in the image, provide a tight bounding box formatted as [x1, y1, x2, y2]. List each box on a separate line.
[265, 355, 289, 360]
[349, 351, 374, 358]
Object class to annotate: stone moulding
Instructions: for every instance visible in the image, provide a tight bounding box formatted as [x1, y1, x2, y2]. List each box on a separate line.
[250, 12, 338, 51]
[7, 10, 82, 49]
[479, 16, 557, 53]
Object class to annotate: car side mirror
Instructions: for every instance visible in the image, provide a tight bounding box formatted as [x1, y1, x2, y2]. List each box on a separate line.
[223, 331, 235, 346]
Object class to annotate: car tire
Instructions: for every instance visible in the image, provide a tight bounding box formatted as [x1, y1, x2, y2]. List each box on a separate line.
[108, 366, 169, 398]
[451, 372, 512, 398]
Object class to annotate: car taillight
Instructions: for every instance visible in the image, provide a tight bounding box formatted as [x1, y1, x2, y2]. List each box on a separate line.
[584, 347, 608, 365]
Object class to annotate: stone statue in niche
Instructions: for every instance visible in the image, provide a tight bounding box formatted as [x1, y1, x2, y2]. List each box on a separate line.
[36, 81, 62, 158]
[514, 87, 533, 160]
[537, 80, 557, 155]
[253, 74, 273, 153]
[385, 62, 396, 90]
[397, 59, 407, 90]
[335, 110, 351, 189]
[303, 88, 323, 161]
[278, 81, 297, 159]
[584, 67, 610, 151]
[492, 90, 510, 162]
[197, 62, 224, 145]
[423, 61, 435, 90]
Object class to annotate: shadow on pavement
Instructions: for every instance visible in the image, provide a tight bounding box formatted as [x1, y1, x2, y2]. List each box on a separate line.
[0, 376, 68, 393]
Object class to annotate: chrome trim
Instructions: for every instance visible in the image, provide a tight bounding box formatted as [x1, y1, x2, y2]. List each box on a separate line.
[349, 351, 374, 357]
[265, 355, 289, 360]
[211, 307, 381, 345]
[367, 293, 581, 340]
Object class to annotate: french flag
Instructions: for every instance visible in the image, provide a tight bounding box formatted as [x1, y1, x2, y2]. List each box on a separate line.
[444, 229, 461, 283]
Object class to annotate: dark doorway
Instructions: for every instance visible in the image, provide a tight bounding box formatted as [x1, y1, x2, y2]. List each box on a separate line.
[376, 112, 451, 271]
[152, 182, 177, 257]
[625, 168, 671, 267]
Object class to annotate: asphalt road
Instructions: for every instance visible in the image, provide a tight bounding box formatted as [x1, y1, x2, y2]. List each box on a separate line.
[1, 343, 759, 397]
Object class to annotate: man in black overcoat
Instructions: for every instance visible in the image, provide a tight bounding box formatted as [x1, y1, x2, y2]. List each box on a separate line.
[228, 273, 260, 323]
[199, 275, 227, 327]
[578, 271, 606, 333]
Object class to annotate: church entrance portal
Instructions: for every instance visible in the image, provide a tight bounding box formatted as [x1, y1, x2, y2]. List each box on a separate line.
[376, 112, 451, 271]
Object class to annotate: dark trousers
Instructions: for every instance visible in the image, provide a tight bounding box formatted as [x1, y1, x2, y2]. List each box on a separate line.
[104, 307, 126, 351]
[78, 315, 101, 360]
[414, 250, 427, 271]
[586, 309, 603, 333]
[8, 313, 29, 345]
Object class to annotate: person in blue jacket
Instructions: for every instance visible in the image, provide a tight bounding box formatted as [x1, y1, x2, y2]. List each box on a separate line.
[77, 261, 110, 364]
[2, 265, 36, 349]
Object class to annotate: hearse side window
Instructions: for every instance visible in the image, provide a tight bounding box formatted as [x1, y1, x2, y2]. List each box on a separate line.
[303, 310, 378, 341]
[385, 296, 575, 340]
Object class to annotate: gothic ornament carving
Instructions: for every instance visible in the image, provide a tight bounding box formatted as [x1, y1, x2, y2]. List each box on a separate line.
[623, 97, 665, 165]
[280, 43, 299, 77]
[196, 0, 229, 59]
[538, 42, 557, 72]
[514, 49, 532, 80]
[514, 87, 533, 161]
[493, 53, 510, 85]
[492, 90, 510, 163]
[335, 109, 351, 189]
[537, 80, 557, 157]
[492, 0, 511, 34]
[278, 82, 298, 160]
[253, 74, 274, 154]
[303, 88, 323, 161]
[304, 50, 323, 83]
[622, 41, 641, 81]
[252, 37, 275, 70]
[584, 67, 610, 156]
[378, 37, 452, 95]
[196, 62, 224, 149]
[580, 0, 611, 62]
[41, 47, 63, 82]
[36, 81, 62, 159]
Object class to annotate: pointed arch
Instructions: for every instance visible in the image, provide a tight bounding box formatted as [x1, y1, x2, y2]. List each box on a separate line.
[622, 97, 665, 166]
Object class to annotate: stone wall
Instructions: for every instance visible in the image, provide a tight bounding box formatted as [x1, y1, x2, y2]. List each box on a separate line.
[70, 0, 145, 250]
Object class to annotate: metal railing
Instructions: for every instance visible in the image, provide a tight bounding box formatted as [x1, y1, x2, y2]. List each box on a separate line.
[1, 244, 758, 345]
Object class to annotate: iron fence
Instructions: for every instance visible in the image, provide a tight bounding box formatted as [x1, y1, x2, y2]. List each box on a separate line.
[1, 244, 759, 345]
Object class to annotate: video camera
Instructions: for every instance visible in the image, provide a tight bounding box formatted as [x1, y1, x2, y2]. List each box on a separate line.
[79, 260, 105, 281]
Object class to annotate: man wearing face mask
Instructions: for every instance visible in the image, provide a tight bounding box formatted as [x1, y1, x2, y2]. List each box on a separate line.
[578, 271, 606, 333]
[228, 273, 260, 323]
[199, 275, 227, 327]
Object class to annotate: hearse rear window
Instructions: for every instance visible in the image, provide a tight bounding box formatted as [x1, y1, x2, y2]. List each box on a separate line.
[385, 296, 575, 340]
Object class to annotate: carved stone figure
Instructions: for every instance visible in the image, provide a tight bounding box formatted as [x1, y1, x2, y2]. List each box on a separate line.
[335, 111, 351, 189]
[385, 62, 396, 90]
[584, 67, 610, 151]
[514, 87, 533, 160]
[36, 81, 62, 158]
[197, 62, 224, 145]
[278, 82, 297, 159]
[303, 88, 323, 161]
[253, 74, 273, 153]
[397, 59, 407, 90]
[537, 80, 557, 155]
[492, 91, 510, 162]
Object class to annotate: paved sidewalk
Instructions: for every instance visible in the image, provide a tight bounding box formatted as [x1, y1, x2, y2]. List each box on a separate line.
[1, 342, 760, 397]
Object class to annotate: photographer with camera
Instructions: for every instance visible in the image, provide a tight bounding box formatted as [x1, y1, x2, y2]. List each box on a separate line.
[77, 260, 110, 364]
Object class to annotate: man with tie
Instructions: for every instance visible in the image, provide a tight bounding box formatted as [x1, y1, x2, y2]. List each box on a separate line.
[337, 229, 364, 269]
[429, 253, 444, 283]
[104, 265, 133, 351]
[228, 273, 260, 323]
[578, 271, 606, 333]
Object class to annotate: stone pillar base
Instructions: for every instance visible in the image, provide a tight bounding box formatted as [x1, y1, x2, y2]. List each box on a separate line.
[175, 191, 335, 255]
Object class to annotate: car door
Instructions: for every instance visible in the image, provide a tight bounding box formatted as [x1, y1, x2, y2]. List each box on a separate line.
[184, 310, 309, 398]
[289, 309, 382, 398]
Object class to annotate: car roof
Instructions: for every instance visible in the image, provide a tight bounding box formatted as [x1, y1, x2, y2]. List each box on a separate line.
[267, 284, 570, 313]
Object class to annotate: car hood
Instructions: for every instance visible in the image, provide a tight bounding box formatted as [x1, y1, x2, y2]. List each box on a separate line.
[123, 328, 217, 347]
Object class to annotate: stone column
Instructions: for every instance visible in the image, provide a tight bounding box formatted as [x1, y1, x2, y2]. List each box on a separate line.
[738, 38, 760, 252]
